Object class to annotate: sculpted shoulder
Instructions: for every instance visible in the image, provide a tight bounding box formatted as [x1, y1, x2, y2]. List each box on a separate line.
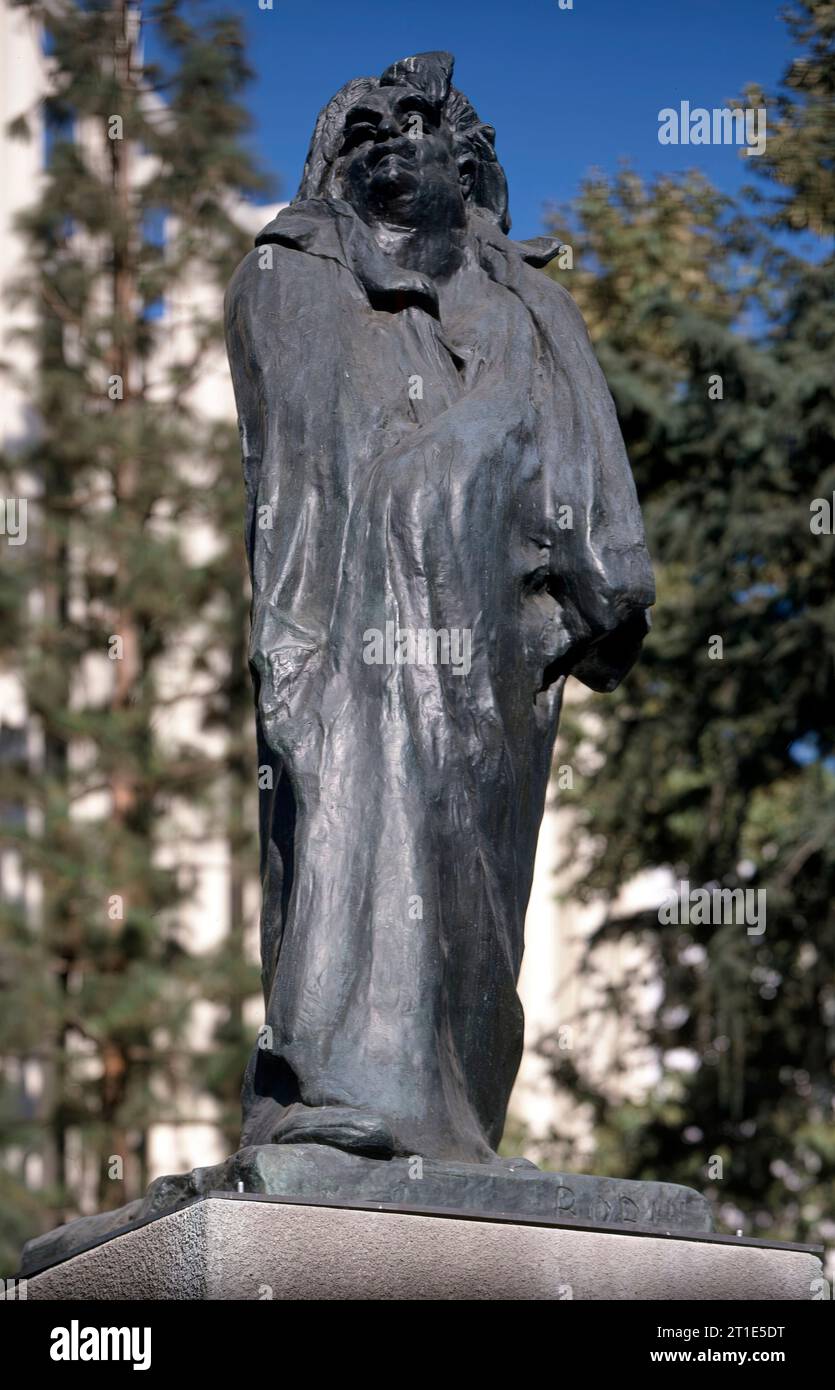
[225, 236, 333, 349]
[526, 264, 595, 344]
[224, 244, 285, 334]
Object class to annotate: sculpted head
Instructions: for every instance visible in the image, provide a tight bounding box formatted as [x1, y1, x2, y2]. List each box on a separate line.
[338, 84, 469, 232]
[296, 52, 510, 234]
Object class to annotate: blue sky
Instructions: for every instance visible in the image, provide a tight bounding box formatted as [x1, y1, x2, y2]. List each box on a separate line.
[162, 0, 796, 239]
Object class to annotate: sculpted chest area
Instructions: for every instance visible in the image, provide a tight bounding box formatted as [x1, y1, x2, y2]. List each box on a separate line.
[256, 249, 535, 464]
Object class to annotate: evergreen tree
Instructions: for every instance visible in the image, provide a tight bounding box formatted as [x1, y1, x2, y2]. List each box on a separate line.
[0, 0, 268, 1268]
[540, 2, 835, 1246]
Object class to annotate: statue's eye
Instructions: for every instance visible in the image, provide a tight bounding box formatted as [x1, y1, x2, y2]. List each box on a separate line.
[341, 120, 377, 153]
[398, 100, 437, 129]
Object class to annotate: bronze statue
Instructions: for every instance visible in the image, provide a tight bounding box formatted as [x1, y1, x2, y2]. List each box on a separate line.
[24, 55, 705, 1281]
[225, 50, 654, 1163]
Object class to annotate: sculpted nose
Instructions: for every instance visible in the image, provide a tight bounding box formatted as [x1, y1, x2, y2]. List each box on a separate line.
[376, 113, 402, 141]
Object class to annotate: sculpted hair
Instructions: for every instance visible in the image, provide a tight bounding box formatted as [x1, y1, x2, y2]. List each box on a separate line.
[295, 51, 511, 233]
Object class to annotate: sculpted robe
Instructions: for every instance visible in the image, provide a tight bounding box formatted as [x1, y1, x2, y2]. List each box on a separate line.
[225, 198, 654, 1162]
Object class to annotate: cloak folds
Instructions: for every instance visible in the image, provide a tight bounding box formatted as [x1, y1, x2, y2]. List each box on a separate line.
[225, 199, 654, 1162]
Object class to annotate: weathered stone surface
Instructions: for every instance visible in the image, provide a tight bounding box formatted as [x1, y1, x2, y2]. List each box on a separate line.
[18, 1198, 145, 1277]
[17, 1198, 822, 1302]
[20, 1143, 712, 1276]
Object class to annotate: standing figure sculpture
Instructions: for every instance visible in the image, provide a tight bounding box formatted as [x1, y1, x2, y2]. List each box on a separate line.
[225, 51, 655, 1166]
[24, 55, 727, 1283]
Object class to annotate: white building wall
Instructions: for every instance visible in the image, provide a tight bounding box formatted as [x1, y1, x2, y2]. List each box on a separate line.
[0, 1, 44, 451]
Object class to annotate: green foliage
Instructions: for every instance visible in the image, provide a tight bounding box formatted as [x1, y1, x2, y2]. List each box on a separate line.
[539, 1, 835, 1244]
[0, 0, 267, 1269]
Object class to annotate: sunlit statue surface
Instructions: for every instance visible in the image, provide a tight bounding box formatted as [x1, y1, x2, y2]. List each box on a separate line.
[225, 50, 654, 1163]
[25, 56, 720, 1283]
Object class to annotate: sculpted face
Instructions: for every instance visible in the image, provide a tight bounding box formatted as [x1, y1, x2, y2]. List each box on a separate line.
[337, 86, 471, 231]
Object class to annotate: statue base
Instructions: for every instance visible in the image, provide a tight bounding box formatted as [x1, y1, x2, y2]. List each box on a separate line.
[14, 1193, 822, 1301]
[18, 1142, 718, 1275]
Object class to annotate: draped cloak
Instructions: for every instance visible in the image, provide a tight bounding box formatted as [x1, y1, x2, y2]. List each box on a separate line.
[225, 198, 655, 1163]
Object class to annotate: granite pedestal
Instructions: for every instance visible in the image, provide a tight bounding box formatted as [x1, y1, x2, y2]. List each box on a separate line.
[14, 1196, 823, 1301]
